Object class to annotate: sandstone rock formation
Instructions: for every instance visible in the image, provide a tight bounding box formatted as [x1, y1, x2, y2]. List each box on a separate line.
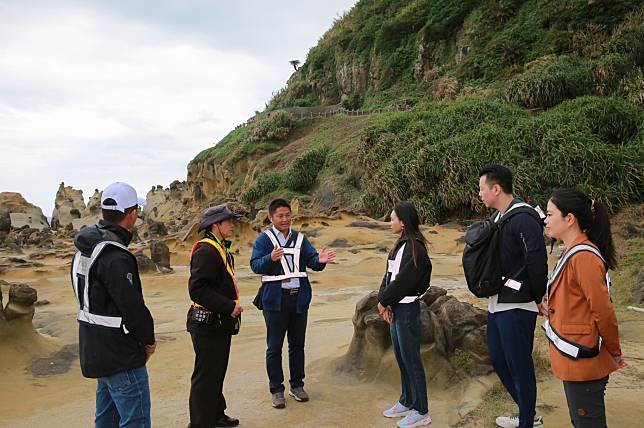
[83, 189, 102, 217]
[11, 227, 54, 248]
[0, 282, 38, 325]
[143, 182, 193, 225]
[150, 241, 171, 271]
[146, 220, 168, 238]
[337, 287, 491, 383]
[51, 182, 86, 230]
[0, 210, 10, 233]
[0, 192, 49, 230]
[135, 251, 158, 273]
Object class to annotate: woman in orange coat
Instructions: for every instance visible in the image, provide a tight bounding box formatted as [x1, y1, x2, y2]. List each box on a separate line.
[541, 188, 627, 427]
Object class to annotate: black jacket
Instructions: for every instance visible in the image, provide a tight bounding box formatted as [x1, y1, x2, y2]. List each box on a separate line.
[73, 221, 155, 378]
[496, 198, 548, 304]
[378, 236, 432, 307]
[187, 240, 238, 336]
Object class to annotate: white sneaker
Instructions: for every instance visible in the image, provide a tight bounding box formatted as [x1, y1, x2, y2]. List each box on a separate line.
[495, 414, 543, 427]
[383, 402, 411, 418]
[397, 410, 432, 427]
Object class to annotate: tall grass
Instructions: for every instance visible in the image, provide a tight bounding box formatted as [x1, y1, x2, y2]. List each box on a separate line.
[357, 97, 643, 222]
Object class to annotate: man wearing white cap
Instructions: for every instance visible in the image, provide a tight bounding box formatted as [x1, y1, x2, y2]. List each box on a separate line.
[71, 182, 156, 428]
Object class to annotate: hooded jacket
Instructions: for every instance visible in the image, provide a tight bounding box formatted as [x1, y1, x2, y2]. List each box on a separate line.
[73, 220, 155, 378]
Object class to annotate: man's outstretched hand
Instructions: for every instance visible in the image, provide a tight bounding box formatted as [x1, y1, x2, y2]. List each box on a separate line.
[318, 247, 336, 264]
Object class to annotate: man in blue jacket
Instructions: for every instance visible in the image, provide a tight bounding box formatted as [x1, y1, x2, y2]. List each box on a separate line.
[250, 198, 336, 409]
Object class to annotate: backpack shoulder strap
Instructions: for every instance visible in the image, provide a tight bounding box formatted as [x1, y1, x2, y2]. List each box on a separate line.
[496, 203, 544, 227]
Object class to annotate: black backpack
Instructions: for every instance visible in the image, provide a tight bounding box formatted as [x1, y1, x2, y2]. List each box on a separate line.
[462, 203, 542, 298]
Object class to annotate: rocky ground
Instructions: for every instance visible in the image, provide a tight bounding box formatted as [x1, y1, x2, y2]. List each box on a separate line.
[0, 211, 642, 427]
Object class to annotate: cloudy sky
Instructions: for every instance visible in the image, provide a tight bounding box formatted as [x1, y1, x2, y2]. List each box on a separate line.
[0, 0, 356, 216]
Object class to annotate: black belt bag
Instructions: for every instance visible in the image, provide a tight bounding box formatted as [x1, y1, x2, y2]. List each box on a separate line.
[188, 306, 214, 324]
[188, 305, 241, 335]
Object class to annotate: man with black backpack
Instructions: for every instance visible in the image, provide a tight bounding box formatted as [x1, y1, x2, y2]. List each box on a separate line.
[474, 165, 548, 428]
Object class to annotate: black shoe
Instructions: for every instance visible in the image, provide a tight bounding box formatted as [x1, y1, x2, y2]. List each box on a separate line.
[214, 415, 239, 427]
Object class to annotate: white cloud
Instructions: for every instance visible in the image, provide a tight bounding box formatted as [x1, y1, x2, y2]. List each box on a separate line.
[0, 1, 356, 216]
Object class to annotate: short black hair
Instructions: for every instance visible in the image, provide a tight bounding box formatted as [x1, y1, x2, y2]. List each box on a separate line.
[479, 164, 513, 194]
[268, 198, 291, 216]
[102, 205, 137, 223]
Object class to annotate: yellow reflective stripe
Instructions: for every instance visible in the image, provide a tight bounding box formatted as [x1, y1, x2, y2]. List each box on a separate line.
[199, 238, 235, 277]
[197, 238, 239, 303]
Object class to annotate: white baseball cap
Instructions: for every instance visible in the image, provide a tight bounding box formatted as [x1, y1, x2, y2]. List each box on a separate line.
[101, 182, 145, 212]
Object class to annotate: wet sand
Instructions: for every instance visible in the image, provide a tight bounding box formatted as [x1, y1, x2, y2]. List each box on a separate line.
[1, 213, 642, 427]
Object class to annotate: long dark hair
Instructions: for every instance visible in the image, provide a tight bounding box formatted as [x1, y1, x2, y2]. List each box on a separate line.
[550, 188, 617, 269]
[393, 202, 428, 267]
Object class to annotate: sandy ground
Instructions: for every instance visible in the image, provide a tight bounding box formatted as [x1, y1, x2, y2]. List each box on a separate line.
[0, 213, 642, 427]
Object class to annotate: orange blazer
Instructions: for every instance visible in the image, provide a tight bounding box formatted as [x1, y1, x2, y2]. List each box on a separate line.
[546, 236, 621, 381]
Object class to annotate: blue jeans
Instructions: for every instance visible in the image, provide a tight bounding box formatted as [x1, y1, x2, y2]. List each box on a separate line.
[263, 293, 307, 393]
[487, 309, 537, 428]
[391, 301, 428, 414]
[95, 365, 151, 428]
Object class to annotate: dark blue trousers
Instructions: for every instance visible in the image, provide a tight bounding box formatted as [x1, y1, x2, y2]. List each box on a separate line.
[263, 293, 307, 393]
[487, 309, 538, 428]
[391, 301, 428, 414]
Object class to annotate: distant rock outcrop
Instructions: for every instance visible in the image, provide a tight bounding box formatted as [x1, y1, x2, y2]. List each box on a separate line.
[135, 251, 158, 273]
[135, 241, 173, 274]
[150, 241, 171, 271]
[0, 192, 49, 230]
[143, 182, 193, 225]
[337, 287, 491, 382]
[51, 182, 86, 230]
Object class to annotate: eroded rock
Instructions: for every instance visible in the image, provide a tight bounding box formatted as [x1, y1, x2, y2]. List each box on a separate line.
[337, 287, 491, 381]
[4, 283, 38, 322]
[51, 183, 86, 230]
[150, 241, 171, 270]
[135, 252, 157, 274]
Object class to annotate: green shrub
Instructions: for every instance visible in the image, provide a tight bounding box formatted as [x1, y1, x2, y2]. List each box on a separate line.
[284, 147, 329, 191]
[537, 96, 643, 145]
[241, 172, 284, 204]
[356, 96, 643, 221]
[619, 68, 644, 107]
[606, 6, 644, 65]
[249, 111, 294, 143]
[190, 127, 250, 165]
[342, 93, 364, 110]
[503, 56, 594, 108]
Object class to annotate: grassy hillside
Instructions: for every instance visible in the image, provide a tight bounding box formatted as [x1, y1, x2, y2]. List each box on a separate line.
[190, 0, 643, 223]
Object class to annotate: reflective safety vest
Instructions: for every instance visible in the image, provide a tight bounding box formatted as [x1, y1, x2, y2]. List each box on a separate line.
[542, 244, 611, 359]
[191, 238, 239, 305]
[71, 241, 132, 333]
[386, 243, 418, 304]
[261, 229, 308, 283]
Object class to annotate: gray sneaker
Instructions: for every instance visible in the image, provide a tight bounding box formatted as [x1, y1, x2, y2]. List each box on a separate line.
[271, 391, 286, 409]
[288, 387, 310, 402]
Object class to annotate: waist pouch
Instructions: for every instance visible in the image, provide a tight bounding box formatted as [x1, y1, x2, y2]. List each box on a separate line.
[188, 306, 241, 335]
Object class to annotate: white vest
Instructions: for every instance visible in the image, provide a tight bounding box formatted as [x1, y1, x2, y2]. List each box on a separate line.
[261, 229, 309, 283]
[387, 243, 418, 304]
[71, 241, 132, 333]
[542, 244, 610, 359]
